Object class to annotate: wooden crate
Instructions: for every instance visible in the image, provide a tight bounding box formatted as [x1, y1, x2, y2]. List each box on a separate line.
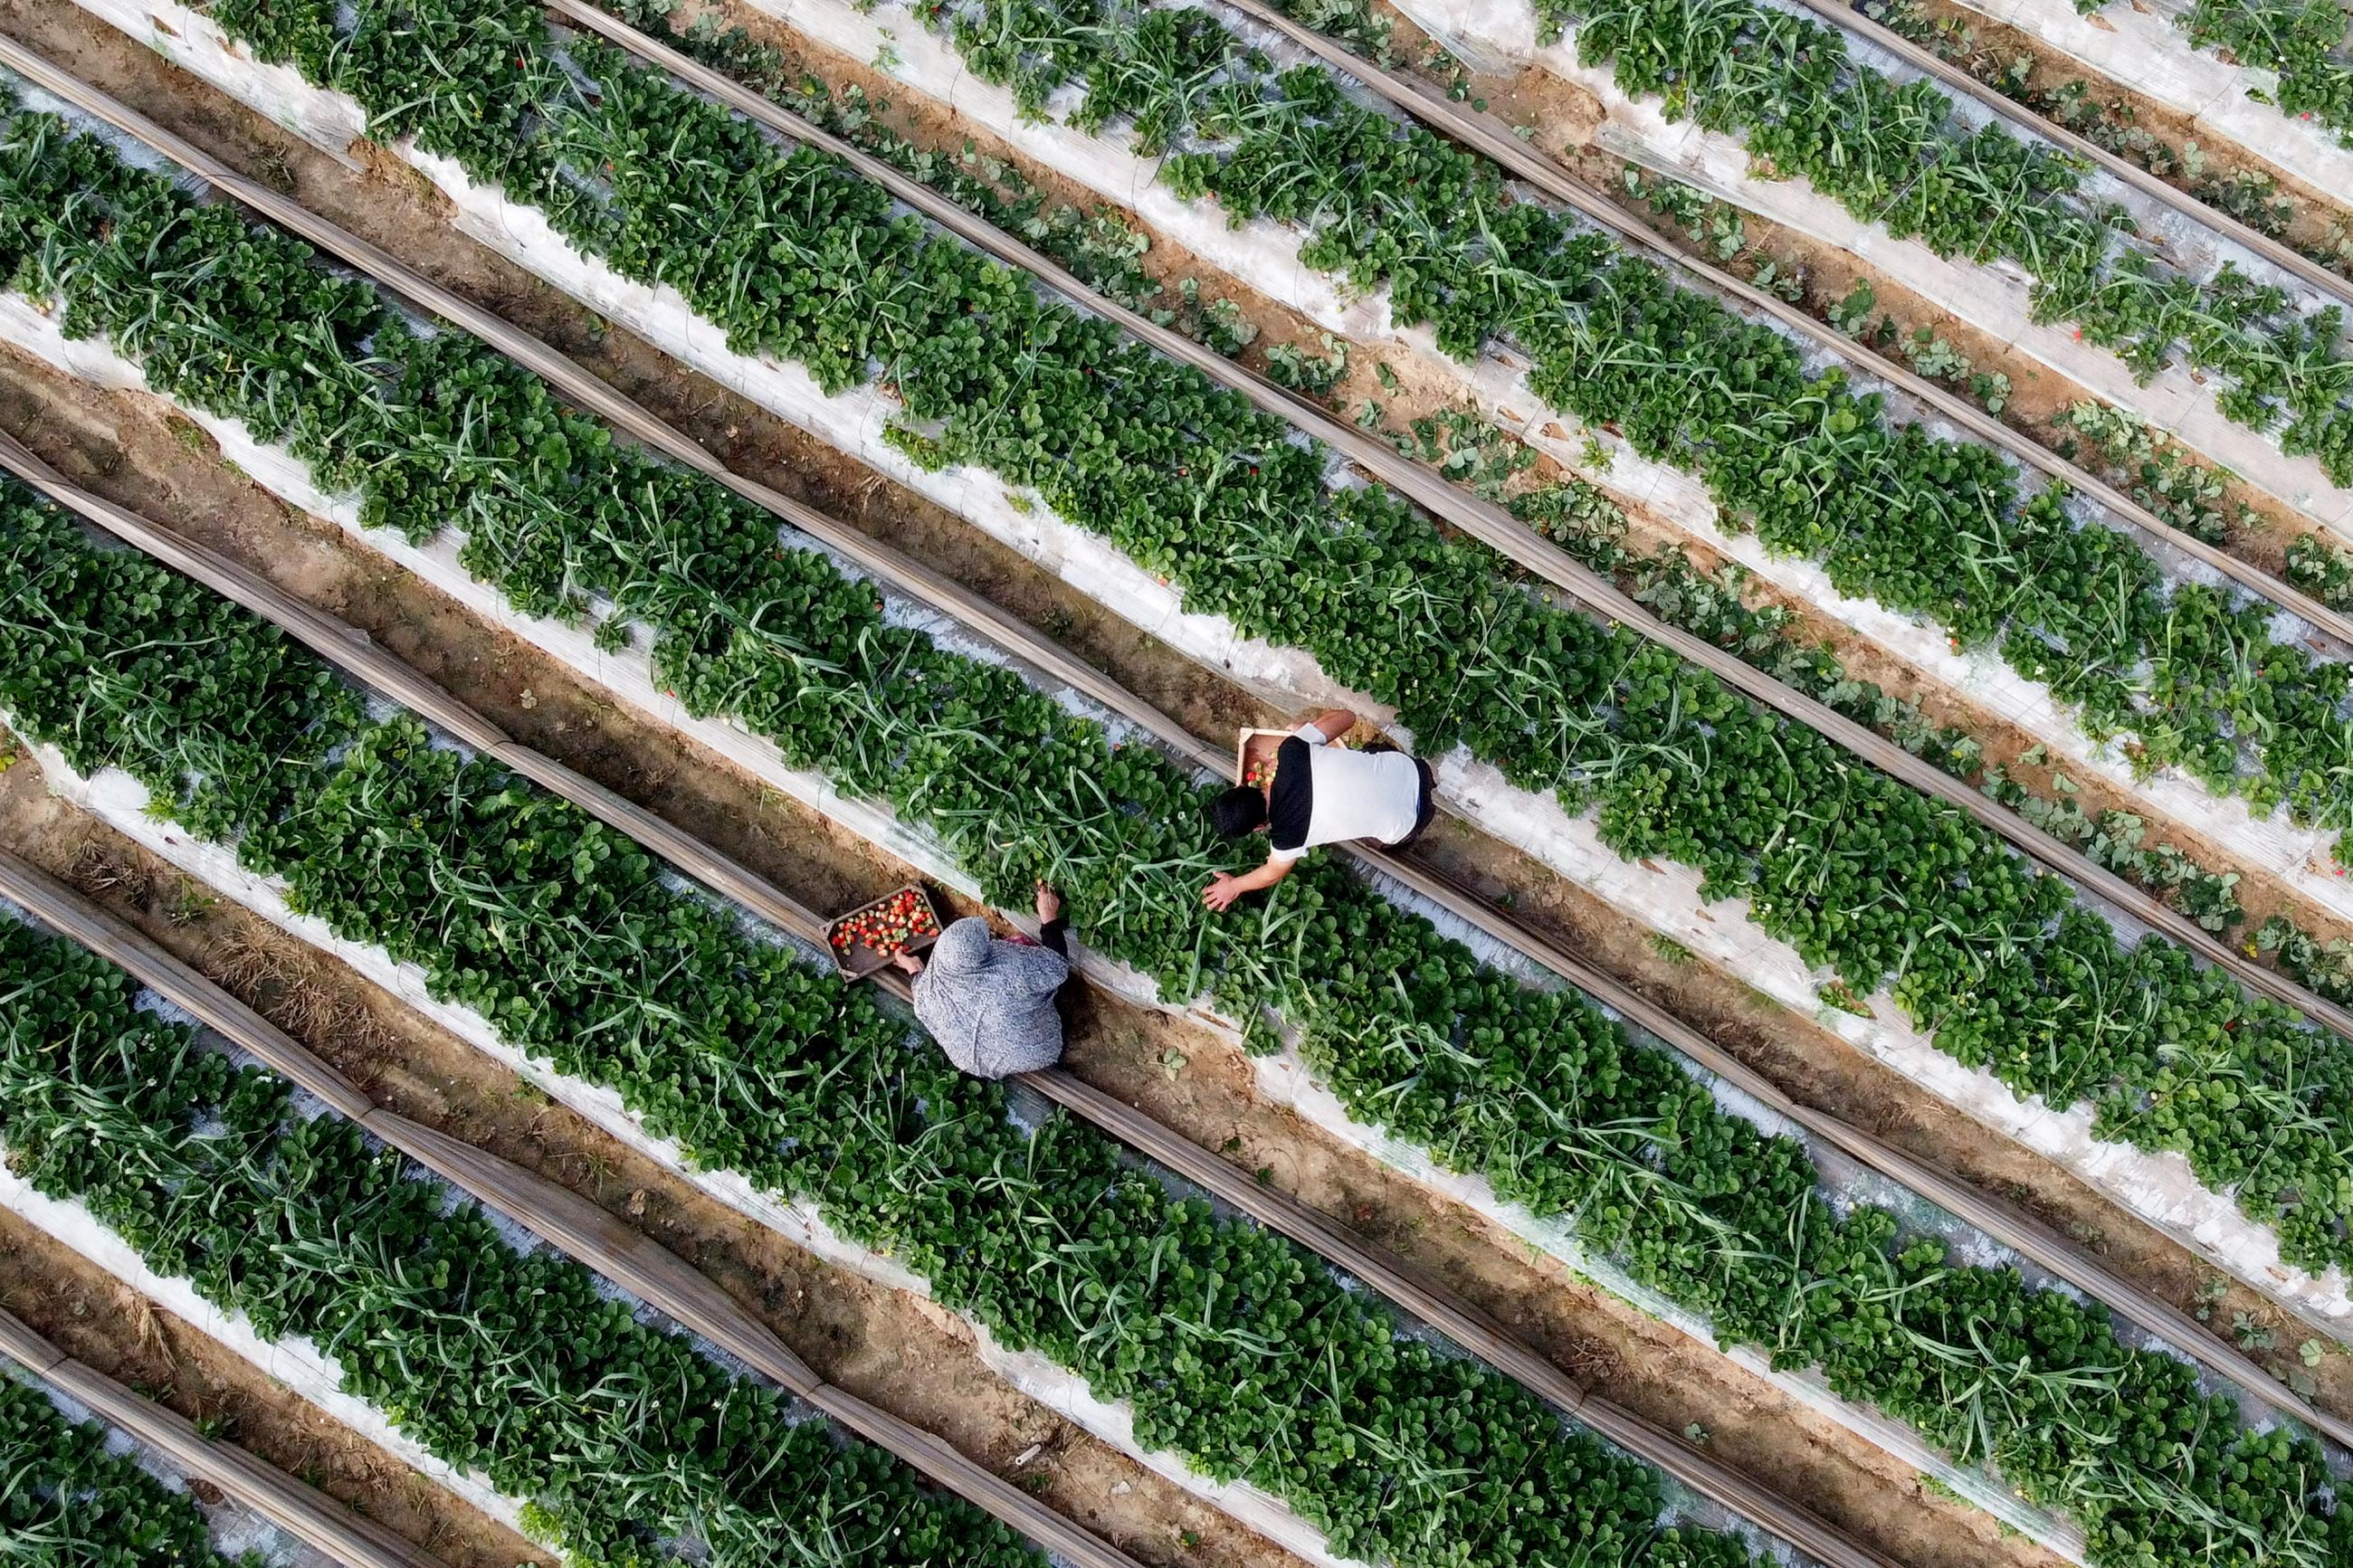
[1234, 727, 1290, 786]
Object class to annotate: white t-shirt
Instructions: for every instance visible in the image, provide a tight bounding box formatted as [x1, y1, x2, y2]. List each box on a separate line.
[1266, 722, 1423, 861]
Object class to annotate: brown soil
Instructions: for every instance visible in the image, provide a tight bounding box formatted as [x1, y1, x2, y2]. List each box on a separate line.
[0, 334, 2068, 1568]
[1, 0, 2343, 1541]
[639, 0, 2353, 970]
[0, 759, 1300, 1568]
[1908, 0, 2353, 264]
[0, 1212, 553, 1568]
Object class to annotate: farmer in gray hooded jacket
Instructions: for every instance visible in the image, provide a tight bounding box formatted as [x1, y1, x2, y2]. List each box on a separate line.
[893, 880, 1072, 1078]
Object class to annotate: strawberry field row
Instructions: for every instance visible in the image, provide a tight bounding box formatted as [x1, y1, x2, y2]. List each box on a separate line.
[0, 914, 1050, 1568]
[0, 1370, 243, 1566]
[623, 1, 2353, 1004]
[937, 0, 2353, 824]
[1546, 0, 2353, 486]
[150, 0, 2353, 1274]
[0, 494, 1771, 1568]
[0, 97, 2336, 1558]
[919, 0, 2353, 830]
[2174, 0, 2353, 150]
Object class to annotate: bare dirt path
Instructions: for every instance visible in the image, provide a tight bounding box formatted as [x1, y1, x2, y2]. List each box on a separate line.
[0, 343, 2065, 1568]
[0, 0, 2339, 1544]
[0, 1210, 554, 1568]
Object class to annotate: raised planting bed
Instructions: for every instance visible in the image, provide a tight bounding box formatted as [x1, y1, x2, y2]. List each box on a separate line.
[61, 0, 2353, 1294]
[0, 324, 2340, 1568]
[0, 1369, 306, 1568]
[1399, 0, 2353, 512]
[0, 910, 1056, 1568]
[1989, 0, 2353, 183]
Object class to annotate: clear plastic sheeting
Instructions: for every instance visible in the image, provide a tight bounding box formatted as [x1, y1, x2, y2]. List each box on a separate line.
[5, 1368, 344, 1568]
[1948, 0, 2353, 204]
[14, 634, 2097, 1561]
[0, 275, 2161, 1556]
[1383, 0, 2353, 538]
[16, 0, 2353, 1338]
[33, 0, 2353, 1391]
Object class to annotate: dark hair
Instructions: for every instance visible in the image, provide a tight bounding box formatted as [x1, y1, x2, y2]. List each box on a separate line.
[1209, 785, 1268, 838]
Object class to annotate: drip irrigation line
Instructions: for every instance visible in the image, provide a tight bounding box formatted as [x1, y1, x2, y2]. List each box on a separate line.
[0, 841, 1154, 1568]
[1789, 0, 2353, 317]
[0, 1304, 456, 1568]
[6, 423, 2344, 1468]
[20, 17, 2353, 1052]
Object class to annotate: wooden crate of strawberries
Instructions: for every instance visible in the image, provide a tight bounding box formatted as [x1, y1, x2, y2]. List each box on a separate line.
[1234, 727, 1290, 787]
[825, 884, 945, 980]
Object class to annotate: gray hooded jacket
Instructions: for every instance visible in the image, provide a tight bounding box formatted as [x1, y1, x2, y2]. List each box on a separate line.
[911, 917, 1070, 1078]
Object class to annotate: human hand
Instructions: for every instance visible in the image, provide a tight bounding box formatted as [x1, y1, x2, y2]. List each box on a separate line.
[891, 952, 925, 975]
[1201, 872, 1245, 913]
[1034, 879, 1062, 922]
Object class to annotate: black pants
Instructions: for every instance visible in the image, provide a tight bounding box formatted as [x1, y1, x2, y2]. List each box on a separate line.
[1396, 758, 1438, 848]
[1038, 916, 1081, 1021]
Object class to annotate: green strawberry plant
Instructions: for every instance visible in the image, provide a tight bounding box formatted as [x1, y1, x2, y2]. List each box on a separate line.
[1548, 0, 2353, 481]
[0, 918, 1043, 1568]
[0, 271, 2343, 1568]
[0, 1371, 256, 1567]
[0, 514, 1761, 1568]
[2179, 0, 2353, 150]
[127, 0, 2353, 1272]
[2288, 528, 2353, 610]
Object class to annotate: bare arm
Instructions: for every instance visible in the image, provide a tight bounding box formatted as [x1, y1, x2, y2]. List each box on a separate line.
[1201, 852, 1297, 912]
[1305, 708, 1358, 742]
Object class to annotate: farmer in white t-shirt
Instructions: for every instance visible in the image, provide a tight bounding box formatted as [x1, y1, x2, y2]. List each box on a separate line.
[1201, 708, 1434, 912]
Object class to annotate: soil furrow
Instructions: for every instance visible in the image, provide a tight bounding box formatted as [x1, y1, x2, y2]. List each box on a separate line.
[0, 362, 2076, 1568]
